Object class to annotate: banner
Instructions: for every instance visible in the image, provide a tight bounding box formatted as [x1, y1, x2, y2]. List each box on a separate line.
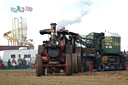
[11, 6, 33, 13]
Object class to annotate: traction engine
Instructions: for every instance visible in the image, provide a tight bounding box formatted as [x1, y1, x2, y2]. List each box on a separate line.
[36, 23, 72, 76]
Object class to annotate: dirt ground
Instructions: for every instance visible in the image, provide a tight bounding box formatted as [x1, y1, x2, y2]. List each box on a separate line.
[0, 69, 128, 85]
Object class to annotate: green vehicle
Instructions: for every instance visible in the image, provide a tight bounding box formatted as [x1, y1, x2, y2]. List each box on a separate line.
[102, 32, 121, 54]
[83, 32, 126, 70]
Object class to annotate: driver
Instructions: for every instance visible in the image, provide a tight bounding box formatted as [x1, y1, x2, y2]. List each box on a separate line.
[61, 34, 68, 45]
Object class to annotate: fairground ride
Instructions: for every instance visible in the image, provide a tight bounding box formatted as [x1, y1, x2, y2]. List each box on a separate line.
[3, 17, 34, 49]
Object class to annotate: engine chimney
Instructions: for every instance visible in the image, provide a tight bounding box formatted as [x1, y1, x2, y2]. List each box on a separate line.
[50, 23, 57, 41]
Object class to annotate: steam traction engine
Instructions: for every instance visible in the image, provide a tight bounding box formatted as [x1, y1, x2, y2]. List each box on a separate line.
[36, 23, 77, 76]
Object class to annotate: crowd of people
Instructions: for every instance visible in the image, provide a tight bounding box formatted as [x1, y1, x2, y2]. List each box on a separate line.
[0, 57, 36, 69]
[0, 51, 102, 71]
[0, 57, 4, 69]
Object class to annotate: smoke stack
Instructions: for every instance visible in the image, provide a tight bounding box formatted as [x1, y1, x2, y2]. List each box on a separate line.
[50, 23, 57, 40]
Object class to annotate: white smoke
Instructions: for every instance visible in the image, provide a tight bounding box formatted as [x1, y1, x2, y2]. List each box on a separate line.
[57, 0, 92, 29]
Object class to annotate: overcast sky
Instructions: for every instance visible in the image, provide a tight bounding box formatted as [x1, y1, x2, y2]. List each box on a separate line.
[0, 0, 128, 51]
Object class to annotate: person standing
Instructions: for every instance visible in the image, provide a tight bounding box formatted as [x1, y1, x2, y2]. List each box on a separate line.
[8, 59, 11, 69]
[96, 51, 102, 71]
[12, 58, 16, 69]
[18, 56, 22, 69]
[22, 58, 26, 69]
[0, 57, 4, 69]
[61, 34, 68, 44]
[30, 57, 35, 69]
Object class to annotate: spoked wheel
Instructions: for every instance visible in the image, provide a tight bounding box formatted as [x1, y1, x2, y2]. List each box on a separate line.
[72, 53, 78, 73]
[66, 54, 72, 76]
[36, 55, 45, 77]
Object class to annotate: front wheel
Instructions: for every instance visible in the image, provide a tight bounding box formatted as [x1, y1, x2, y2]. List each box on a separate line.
[36, 55, 45, 77]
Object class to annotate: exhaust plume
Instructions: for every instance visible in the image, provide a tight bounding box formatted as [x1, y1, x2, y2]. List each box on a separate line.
[57, 0, 92, 29]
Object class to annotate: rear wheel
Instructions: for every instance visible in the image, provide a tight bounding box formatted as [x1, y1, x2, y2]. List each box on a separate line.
[75, 47, 82, 72]
[77, 53, 82, 72]
[66, 54, 72, 76]
[72, 53, 78, 73]
[66, 45, 73, 75]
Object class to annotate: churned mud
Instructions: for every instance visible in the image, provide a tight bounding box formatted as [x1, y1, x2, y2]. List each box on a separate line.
[0, 69, 128, 85]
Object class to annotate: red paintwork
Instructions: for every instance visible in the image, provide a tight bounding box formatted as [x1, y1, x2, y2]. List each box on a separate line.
[60, 40, 64, 51]
[43, 41, 48, 44]
[57, 54, 65, 63]
[40, 29, 69, 35]
[36, 50, 67, 75]
[57, 29, 69, 34]
[42, 64, 65, 67]
[0, 64, 2, 67]
[0, 46, 30, 51]
[69, 32, 78, 36]
[40, 49, 66, 68]
[41, 50, 51, 62]
[89, 59, 94, 71]
[40, 29, 51, 35]
[125, 62, 128, 70]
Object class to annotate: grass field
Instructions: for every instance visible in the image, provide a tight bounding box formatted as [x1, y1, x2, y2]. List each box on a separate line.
[0, 69, 128, 85]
